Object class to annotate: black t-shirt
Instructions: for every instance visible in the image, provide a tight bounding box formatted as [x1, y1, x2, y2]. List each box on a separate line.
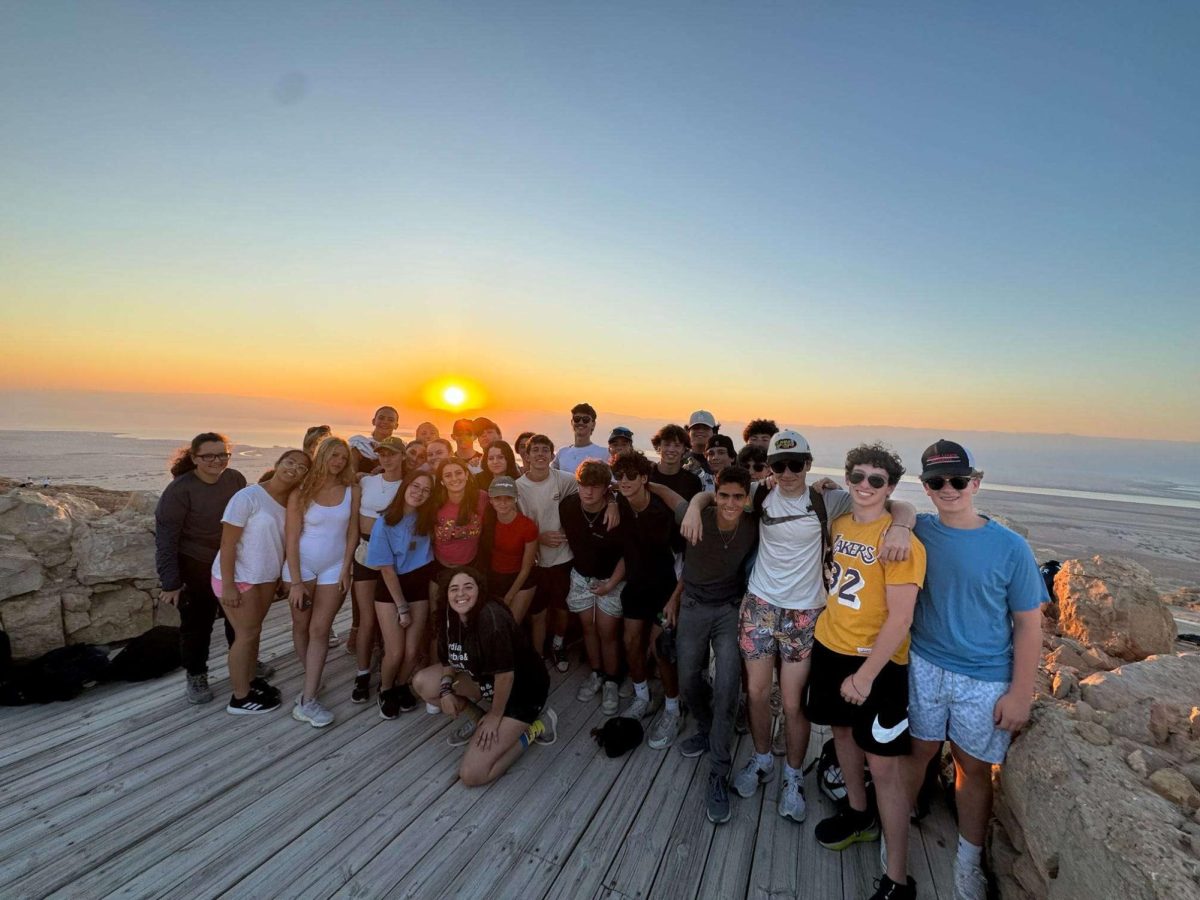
[649, 467, 704, 502]
[154, 468, 248, 590]
[616, 493, 679, 588]
[682, 506, 759, 603]
[559, 494, 623, 579]
[438, 600, 545, 687]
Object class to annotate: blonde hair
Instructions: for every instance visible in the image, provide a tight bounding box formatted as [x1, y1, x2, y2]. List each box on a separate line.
[297, 436, 354, 511]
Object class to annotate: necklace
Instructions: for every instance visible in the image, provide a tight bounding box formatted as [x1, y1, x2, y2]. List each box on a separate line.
[718, 517, 740, 550]
[581, 505, 604, 527]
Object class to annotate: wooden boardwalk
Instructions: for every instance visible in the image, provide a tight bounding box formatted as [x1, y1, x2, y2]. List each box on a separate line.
[0, 604, 961, 899]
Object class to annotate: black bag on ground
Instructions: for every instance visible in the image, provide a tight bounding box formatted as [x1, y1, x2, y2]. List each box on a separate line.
[0, 643, 111, 705]
[102, 625, 182, 682]
[591, 717, 644, 758]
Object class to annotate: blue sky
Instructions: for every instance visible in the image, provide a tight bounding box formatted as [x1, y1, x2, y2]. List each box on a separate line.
[2, 2, 1197, 440]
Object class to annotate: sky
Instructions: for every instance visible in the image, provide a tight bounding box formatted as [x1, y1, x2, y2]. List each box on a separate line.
[1, 2, 1198, 441]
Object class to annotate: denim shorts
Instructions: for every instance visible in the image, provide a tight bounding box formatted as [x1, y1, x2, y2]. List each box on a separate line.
[907, 649, 1013, 764]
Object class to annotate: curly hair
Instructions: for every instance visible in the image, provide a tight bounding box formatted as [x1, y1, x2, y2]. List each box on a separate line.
[844, 442, 905, 485]
[610, 449, 653, 481]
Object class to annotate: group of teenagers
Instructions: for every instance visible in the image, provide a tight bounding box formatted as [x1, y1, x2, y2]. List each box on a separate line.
[154, 403, 1047, 900]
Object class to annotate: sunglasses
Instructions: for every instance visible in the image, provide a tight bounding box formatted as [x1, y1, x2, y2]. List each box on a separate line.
[769, 460, 807, 475]
[749, 462, 767, 472]
[572, 416, 593, 425]
[848, 471, 888, 489]
[923, 474, 974, 491]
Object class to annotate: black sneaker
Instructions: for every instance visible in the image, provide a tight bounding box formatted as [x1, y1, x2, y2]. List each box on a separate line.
[250, 677, 280, 702]
[869, 874, 916, 900]
[378, 688, 400, 720]
[706, 771, 731, 825]
[815, 806, 880, 850]
[396, 684, 419, 712]
[227, 691, 281, 716]
[352, 673, 370, 704]
[546, 645, 569, 673]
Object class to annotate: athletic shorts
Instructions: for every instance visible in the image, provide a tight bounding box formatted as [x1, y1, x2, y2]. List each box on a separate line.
[373, 561, 437, 607]
[211, 577, 253, 597]
[908, 649, 1013, 764]
[452, 668, 548, 726]
[738, 593, 821, 663]
[529, 561, 572, 615]
[352, 536, 382, 583]
[621, 576, 676, 622]
[805, 640, 911, 757]
[565, 568, 624, 617]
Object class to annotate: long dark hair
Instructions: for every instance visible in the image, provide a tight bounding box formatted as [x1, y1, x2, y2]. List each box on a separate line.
[382, 469, 437, 533]
[437, 565, 489, 626]
[435, 458, 480, 525]
[169, 432, 230, 477]
[476, 440, 520, 490]
[258, 448, 312, 484]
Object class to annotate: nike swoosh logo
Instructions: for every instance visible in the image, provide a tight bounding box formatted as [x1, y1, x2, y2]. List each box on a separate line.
[871, 716, 909, 744]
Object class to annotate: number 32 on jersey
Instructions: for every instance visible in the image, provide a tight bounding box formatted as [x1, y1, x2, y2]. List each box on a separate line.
[828, 561, 864, 610]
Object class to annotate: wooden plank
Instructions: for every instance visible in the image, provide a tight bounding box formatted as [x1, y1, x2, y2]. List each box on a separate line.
[697, 734, 762, 900]
[646, 745, 716, 900]
[915, 791, 959, 899]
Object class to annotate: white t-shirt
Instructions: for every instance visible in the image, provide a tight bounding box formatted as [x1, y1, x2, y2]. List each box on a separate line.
[747, 486, 851, 610]
[516, 469, 579, 567]
[211, 484, 288, 585]
[359, 473, 402, 523]
[552, 443, 608, 475]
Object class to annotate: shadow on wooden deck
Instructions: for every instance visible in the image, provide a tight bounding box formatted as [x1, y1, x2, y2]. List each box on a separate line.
[0, 603, 960, 899]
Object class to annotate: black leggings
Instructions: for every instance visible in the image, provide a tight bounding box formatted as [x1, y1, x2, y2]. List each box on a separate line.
[178, 554, 235, 675]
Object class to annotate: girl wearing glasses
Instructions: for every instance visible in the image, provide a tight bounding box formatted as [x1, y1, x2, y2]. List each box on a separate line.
[212, 448, 312, 716]
[155, 433, 247, 706]
[283, 437, 360, 728]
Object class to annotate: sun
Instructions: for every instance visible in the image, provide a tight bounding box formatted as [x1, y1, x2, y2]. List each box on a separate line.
[442, 385, 466, 408]
[421, 376, 487, 412]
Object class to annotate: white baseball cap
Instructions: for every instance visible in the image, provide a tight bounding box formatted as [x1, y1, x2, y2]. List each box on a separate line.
[767, 429, 811, 460]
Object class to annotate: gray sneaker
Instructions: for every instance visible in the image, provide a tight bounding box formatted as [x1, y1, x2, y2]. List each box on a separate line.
[533, 707, 558, 745]
[254, 659, 276, 680]
[292, 696, 334, 728]
[185, 673, 213, 705]
[732, 757, 774, 798]
[678, 731, 709, 759]
[601, 680, 620, 716]
[618, 679, 635, 699]
[576, 670, 604, 703]
[447, 717, 477, 746]
[778, 773, 807, 822]
[647, 708, 683, 750]
[706, 771, 731, 824]
[953, 858, 987, 900]
[620, 695, 653, 720]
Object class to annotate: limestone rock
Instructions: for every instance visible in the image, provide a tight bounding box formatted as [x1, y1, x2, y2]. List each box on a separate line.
[0, 489, 80, 566]
[0, 537, 44, 601]
[72, 518, 156, 586]
[1149, 768, 1200, 810]
[1052, 669, 1079, 699]
[0, 591, 63, 657]
[1056, 557, 1177, 662]
[64, 585, 152, 644]
[1081, 654, 1200, 714]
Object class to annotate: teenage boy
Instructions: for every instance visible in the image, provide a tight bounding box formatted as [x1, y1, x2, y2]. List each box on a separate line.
[649, 424, 703, 502]
[904, 440, 1046, 900]
[742, 419, 778, 449]
[684, 410, 717, 480]
[451, 419, 483, 469]
[704, 434, 736, 480]
[349, 406, 399, 475]
[807, 444, 926, 900]
[607, 426, 634, 462]
[473, 417, 502, 454]
[517, 434, 591, 671]
[673, 466, 759, 824]
[611, 450, 689, 744]
[682, 431, 915, 822]
[737, 444, 769, 482]
[560, 459, 627, 715]
[552, 403, 608, 473]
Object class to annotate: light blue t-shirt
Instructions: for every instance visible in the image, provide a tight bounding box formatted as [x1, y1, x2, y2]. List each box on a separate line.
[910, 513, 1047, 683]
[366, 513, 433, 574]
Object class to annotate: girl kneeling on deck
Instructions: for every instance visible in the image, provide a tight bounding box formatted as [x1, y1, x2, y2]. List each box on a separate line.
[413, 566, 558, 786]
[213, 449, 311, 715]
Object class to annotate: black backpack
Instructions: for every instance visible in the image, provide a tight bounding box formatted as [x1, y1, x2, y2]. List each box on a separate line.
[0, 643, 111, 705]
[102, 625, 182, 682]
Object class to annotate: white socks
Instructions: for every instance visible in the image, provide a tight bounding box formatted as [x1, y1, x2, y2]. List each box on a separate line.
[957, 836, 983, 868]
[664, 696, 680, 715]
[634, 680, 650, 701]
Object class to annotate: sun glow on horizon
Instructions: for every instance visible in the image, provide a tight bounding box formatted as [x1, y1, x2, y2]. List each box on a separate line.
[421, 376, 486, 413]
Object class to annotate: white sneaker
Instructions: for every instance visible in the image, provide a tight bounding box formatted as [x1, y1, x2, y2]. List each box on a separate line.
[618, 679, 635, 699]
[601, 680, 620, 716]
[731, 757, 774, 798]
[576, 670, 604, 702]
[778, 773, 806, 822]
[426, 702, 441, 715]
[647, 708, 683, 750]
[953, 858, 987, 900]
[621, 695, 652, 719]
[292, 696, 334, 728]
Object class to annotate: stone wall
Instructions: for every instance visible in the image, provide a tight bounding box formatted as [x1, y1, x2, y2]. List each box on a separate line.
[0, 484, 178, 659]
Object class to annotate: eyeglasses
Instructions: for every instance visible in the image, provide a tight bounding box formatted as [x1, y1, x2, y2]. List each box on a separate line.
[923, 474, 974, 491]
[572, 416, 593, 425]
[769, 460, 807, 475]
[279, 460, 309, 474]
[195, 453, 231, 463]
[848, 471, 888, 489]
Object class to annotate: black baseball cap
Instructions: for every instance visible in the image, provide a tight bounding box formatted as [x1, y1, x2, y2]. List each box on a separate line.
[920, 439, 976, 480]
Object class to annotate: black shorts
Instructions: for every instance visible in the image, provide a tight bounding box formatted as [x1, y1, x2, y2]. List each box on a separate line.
[621, 576, 676, 623]
[372, 561, 437, 606]
[487, 570, 521, 603]
[805, 639, 911, 757]
[461, 665, 548, 725]
[529, 561, 571, 615]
